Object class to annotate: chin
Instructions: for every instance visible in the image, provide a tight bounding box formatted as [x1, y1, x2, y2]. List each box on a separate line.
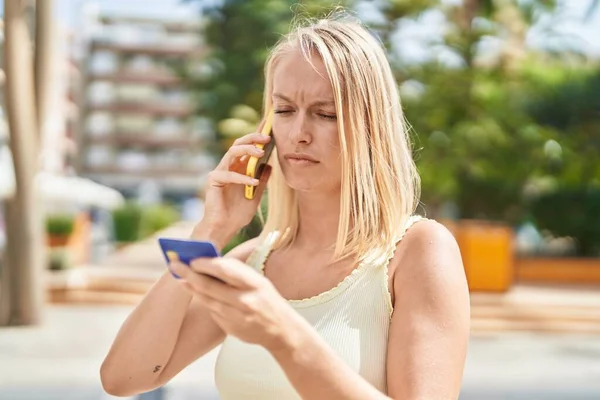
[282, 174, 340, 195]
[283, 176, 316, 192]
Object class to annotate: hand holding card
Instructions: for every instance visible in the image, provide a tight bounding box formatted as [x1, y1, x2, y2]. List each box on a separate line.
[158, 237, 220, 279]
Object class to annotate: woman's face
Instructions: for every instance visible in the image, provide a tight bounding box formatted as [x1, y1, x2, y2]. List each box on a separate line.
[271, 49, 343, 195]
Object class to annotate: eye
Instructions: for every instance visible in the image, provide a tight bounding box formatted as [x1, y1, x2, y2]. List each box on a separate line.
[319, 113, 337, 121]
[274, 109, 292, 115]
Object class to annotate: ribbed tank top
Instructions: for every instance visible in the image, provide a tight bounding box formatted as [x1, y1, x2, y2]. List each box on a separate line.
[214, 215, 424, 399]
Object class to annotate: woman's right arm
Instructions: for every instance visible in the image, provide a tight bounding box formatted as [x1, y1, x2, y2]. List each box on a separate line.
[100, 129, 272, 396]
[100, 235, 260, 397]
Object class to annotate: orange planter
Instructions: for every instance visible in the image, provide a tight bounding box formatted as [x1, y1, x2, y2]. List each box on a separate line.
[454, 220, 515, 292]
[47, 234, 69, 247]
[45, 212, 91, 265]
[516, 257, 600, 285]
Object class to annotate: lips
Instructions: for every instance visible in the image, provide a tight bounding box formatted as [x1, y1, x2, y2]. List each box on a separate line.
[284, 153, 319, 163]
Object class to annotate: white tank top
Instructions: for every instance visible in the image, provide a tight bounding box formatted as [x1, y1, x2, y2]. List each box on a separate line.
[214, 215, 424, 399]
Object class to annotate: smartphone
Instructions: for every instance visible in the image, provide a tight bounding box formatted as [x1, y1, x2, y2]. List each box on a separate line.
[158, 237, 220, 279]
[244, 108, 275, 200]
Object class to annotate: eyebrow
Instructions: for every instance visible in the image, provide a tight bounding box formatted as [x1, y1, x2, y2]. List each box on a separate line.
[272, 93, 335, 108]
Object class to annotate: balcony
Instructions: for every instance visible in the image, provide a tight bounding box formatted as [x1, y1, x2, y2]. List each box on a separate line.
[91, 41, 204, 58]
[89, 102, 193, 118]
[87, 134, 201, 148]
[89, 72, 183, 87]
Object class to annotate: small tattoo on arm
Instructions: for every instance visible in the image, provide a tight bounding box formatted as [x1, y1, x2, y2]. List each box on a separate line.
[153, 365, 162, 373]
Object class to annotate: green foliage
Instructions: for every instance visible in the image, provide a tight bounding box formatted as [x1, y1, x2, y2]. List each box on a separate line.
[112, 202, 181, 243]
[186, 0, 600, 255]
[523, 66, 600, 187]
[529, 188, 600, 257]
[395, 1, 581, 223]
[139, 204, 181, 239]
[45, 214, 75, 236]
[112, 202, 144, 243]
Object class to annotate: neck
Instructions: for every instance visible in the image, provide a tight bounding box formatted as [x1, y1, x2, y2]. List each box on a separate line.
[294, 189, 341, 251]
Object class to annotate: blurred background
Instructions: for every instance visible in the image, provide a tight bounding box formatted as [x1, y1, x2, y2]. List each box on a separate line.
[0, 0, 599, 399]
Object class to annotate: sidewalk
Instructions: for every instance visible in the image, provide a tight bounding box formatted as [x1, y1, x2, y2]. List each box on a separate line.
[1, 304, 599, 400]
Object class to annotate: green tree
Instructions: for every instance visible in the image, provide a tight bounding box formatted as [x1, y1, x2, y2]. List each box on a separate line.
[188, 0, 354, 135]
[372, 0, 564, 223]
[187, 0, 599, 246]
[520, 64, 600, 256]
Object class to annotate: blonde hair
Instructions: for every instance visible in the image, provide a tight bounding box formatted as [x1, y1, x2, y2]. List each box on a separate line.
[260, 13, 421, 263]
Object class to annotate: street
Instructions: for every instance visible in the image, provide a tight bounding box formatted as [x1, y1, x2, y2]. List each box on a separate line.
[0, 305, 599, 400]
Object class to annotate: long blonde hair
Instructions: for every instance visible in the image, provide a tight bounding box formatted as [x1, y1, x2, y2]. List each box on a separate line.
[260, 13, 421, 263]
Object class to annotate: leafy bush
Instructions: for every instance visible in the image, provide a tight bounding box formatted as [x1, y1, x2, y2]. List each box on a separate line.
[45, 214, 75, 236]
[529, 188, 600, 257]
[139, 204, 180, 239]
[112, 202, 181, 243]
[112, 202, 143, 243]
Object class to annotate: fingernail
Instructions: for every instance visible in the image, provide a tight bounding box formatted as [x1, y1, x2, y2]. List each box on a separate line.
[252, 179, 259, 185]
[170, 262, 184, 272]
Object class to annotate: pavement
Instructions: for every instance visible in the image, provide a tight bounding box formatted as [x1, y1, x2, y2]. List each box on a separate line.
[0, 304, 600, 400]
[3, 221, 600, 399]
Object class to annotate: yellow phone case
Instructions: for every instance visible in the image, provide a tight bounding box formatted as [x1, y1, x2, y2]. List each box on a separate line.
[244, 109, 274, 200]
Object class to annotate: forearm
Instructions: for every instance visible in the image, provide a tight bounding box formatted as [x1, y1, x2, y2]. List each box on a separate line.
[101, 222, 235, 395]
[270, 315, 390, 400]
[100, 272, 193, 393]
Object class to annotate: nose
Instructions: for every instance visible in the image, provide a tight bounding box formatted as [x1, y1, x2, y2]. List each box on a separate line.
[289, 112, 312, 145]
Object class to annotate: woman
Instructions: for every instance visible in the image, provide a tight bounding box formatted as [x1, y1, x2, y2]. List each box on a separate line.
[101, 14, 470, 400]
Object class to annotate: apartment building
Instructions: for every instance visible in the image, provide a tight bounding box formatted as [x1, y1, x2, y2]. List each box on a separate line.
[74, 12, 217, 198]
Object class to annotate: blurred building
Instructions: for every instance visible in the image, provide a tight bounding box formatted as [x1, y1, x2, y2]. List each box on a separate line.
[73, 10, 217, 199]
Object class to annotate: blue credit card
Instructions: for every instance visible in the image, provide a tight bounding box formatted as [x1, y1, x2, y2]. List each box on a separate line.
[158, 237, 220, 279]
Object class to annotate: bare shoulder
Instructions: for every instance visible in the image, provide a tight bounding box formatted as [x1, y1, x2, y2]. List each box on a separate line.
[398, 218, 461, 264]
[223, 237, 262, 263]
[393, 218, 468, 302]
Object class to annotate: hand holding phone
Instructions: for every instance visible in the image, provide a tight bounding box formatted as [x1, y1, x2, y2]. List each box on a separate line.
[245, 108, 275, 200]
[195, 108, 275, 250]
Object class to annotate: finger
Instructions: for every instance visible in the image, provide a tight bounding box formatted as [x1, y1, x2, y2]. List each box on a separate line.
[167, 261, 186, 279]
[170, 262, 211, 294]
[171, 261, 240, 305]
[190, 257, 261, 289]
[218, 133, 271, 170]
[222, 144, 265, 168]
[193, 272, 242, 306]
[207, 170, 259, 188]
[232, 133, 272, 146]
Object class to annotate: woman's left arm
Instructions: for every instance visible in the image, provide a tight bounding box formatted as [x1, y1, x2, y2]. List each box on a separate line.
[268, 220, 470, 400]
[169, 220, 469, 400]
[386, 220, 470, 399]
